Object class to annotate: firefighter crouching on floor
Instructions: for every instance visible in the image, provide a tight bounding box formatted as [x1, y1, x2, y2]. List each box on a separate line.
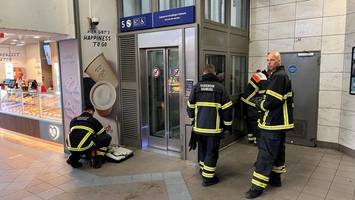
[245, 51, 294, 199]
[187, 64, 233, 186]
[241, 69, 269, 144]
[66, 104, 112, 169]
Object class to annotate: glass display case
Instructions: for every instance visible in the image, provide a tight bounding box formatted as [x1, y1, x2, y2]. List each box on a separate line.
[0, 89, 62, 123]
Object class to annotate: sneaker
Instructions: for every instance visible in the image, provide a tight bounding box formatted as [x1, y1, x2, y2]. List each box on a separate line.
[245, 188, 263, 199]
[202, 176, 219, 187]
[66, 159, 83, 168]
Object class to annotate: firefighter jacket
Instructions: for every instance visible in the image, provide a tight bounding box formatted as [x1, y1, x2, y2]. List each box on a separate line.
[187, 73, 233, 135]
[66, 112, 106, 152]
[241, 72, 269, 108]
[256, 66, 294, 131]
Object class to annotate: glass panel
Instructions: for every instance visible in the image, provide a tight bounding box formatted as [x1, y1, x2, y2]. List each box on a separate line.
[205, 0, 225, 24]
[167, 48, 180, 150]
[147, 50, 165, 138]
[159, 0, 194, 11]
[231, 0, 248, 30]
[123, 0, 150, 17]
[205, 55, 226, 85]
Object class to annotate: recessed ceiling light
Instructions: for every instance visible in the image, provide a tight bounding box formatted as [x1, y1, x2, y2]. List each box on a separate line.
[33, 36, 40, 39]
[12, 39, 18, 42]
[44, 40, 52, 43]
[16, 43, 25, 46]
[10, 42, 16, 45]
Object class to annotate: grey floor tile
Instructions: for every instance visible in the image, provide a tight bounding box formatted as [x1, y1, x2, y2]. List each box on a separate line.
[37, 187, 64, 200]
[297, 193, 325, 200]
[325, 189, 354, 200]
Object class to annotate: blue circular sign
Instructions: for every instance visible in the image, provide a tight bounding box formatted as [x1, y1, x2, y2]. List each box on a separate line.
[288, 65, 297, 73]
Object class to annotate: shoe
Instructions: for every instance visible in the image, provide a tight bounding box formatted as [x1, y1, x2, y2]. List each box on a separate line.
[202, 176, 219, 187]
[269, 173, 282, 187]
[92, 155, 105, 169]
[66, 158, 83, 168]
[245, 188, 263, 199]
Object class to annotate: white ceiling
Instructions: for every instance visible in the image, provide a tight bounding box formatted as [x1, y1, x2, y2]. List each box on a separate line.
[0, 28, 68, 47]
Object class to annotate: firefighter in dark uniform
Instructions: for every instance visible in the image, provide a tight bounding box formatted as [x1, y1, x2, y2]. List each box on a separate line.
[246, 51, 294, 199]
[241, 70, 269, 144]
[187, 64, 233, 186]
[66, 105, 112, 168]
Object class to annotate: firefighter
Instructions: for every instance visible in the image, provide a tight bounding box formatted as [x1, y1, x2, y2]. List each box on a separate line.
[241, 69, 269, 144]
[245, 51, 294, 199]
[187, 64, 233, 186]
[66, 104, 112, 169]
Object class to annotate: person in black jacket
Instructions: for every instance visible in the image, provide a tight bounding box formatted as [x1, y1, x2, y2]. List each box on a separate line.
[246, 51, 294, 199]
[187, 64, 233, 186]
[66, 105, 112, 168]
[241, 69, 269, 144]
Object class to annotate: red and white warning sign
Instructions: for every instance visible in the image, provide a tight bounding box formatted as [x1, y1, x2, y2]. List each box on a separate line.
[152, 66, 160, 78]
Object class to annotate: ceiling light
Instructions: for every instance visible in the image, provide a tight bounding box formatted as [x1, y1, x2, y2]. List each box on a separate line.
[12, 39, 18, 42]
[10, 42, 16, 45]
[33, 36, 40, 39]
[16, 43, 25, 46]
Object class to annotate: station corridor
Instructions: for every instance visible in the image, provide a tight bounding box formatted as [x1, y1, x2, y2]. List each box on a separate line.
[0, 131, 355, 200]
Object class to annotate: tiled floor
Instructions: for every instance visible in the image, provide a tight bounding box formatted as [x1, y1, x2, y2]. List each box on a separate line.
[0, 131, 355, 200]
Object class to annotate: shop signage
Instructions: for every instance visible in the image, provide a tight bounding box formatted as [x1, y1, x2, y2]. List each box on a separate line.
[153, 6, 195, 28]
[120, 13, 153, 32]
[83, 29, 112, 47]
[120, 6, 195, 32]
[0, 52, 20, 62]
[48, 125, 60, 140]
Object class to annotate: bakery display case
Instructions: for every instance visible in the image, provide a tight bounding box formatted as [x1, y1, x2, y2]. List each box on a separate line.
[0, 89, 62, 123]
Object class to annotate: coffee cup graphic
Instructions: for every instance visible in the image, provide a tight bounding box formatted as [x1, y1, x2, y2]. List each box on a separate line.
[85, 53, 118, 88]
[90, 81, 116, 117]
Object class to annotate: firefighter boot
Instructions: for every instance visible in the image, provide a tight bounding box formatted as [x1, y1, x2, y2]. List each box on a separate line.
[66, 158, 83, 168]
[269, 172, 282, 187]
[92, 155, 105, 169]
[245, 188, 263, 199]
[202, 176, 219, 187]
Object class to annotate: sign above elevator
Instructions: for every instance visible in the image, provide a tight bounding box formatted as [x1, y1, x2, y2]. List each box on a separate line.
[120, 6, 195, 32]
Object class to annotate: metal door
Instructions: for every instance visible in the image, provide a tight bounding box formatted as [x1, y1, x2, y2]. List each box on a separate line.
[143, 48, 181, 152]
[281, 52, 320, 147]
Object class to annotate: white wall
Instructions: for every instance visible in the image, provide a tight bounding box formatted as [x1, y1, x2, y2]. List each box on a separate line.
[0, 0, 75, 37]
[249, 0, 348, 146]
[25, 43, 41, 80]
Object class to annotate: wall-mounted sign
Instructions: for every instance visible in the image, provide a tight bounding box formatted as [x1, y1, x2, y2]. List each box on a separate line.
[288, 64, 297, 74]
[83, 29, 112, 47]
[0, 52, 20, 62]
[350, 47, 355, 95]
[119, 6, 195, 32]
[48, 125, 60, 140]
[120, 13, 153, 32]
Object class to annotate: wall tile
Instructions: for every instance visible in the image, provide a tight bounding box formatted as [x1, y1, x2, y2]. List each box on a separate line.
[347, 0, 355, 13]
[339, 128, 355, 150]
[251, 0, 270, 8]
[343, 53, 352, 73]
[269, 21, 295, 39]
[248, 56, 267, 71]
[250, 24, 269, 40]
[340, 110, 355, 131]
[346, 13, 355, 34]
[323, 16, 346, 36]
[270, 3, 296, 23]
[296, 0, 323, 19]
[319, 91, 342, 109]
[320, 54, 344, 73]
[295, 18, 322, 37]
[344, 33, 355, 53]
[249, 40, 269, 56]
[318, 108, 341, 127]
[319, 73, 343, 91]
[251, 7, 270, 24]
[341, 91, 355, 112]
[270, 0, 296, 6]
[342, 72, 351, 92]
[324, 0, 346, 16]
[269, 39, 294, 52]
[294, 36, 321, 51]
[317, 125, 339, 143]
[322, 35, 345, 54]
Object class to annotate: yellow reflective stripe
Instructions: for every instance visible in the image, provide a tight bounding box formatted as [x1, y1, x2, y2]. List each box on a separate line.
[196, 102, 221, 107]
[251, 179, 267, 188]
[199, 161, 204, 169]
[224, 121, 232, 126]
[250, 81, 259, 90]
[262, 111, 269, 124]
[194, 106, 198, 127]
[241, 97, 256, 107]
[221, 101, 233, 110]
[266, 90, 283, 101]
[216, 107, 220, 130]
[260, 100, 266, 112]
[66, 137, 71, 147]
[202, 172, 214, 178]
[283, 92, 293, 99]
[97, 128, 105, 135]
[187, 101, 195, 108]
[77, 131, 94, 148]
[70, 125, 94, 133]
[283, 101, 289, 125]
[67, 141, 94, 151]
[258, 90, 266, 94]
[272, 166, 287, 173]
[253, 172, 269, 182]
[204, 165, 216, 172]
[258, 123, 295, 130]
[193, 127, 223, 134]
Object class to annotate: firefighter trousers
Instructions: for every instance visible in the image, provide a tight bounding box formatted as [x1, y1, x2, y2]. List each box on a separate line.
[251, 129, 286, 190]
[197, 135, 220, 179]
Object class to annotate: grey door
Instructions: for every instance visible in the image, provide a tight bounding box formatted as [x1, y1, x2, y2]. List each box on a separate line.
[281, 52, 320, 147]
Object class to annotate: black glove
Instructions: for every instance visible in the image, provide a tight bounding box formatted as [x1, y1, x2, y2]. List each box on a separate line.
[188, 130, 197, 151]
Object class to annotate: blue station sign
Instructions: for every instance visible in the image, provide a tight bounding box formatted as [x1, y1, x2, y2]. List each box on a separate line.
[120, 6, 195, 32]
[120, 13, 153, 32]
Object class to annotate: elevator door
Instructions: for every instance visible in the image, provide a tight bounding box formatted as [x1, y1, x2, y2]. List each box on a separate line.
[145, 48, 180, 152]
